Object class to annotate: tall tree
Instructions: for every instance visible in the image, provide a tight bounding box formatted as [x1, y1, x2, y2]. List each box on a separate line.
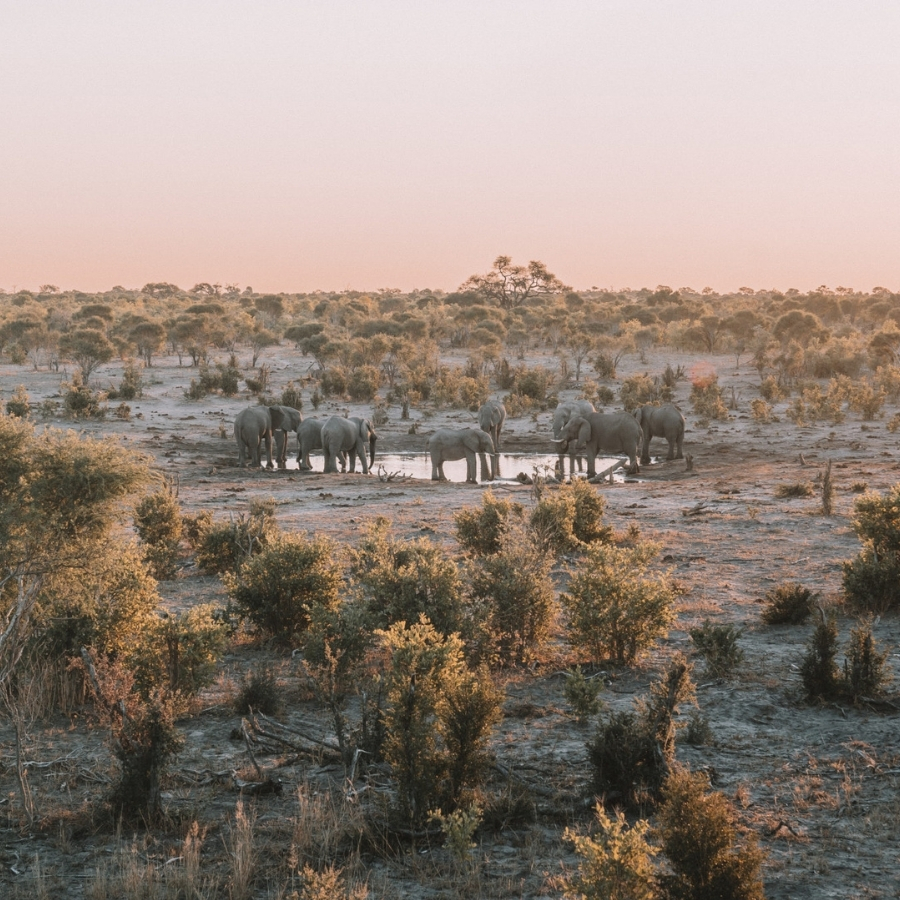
[459, 256, 571, 310]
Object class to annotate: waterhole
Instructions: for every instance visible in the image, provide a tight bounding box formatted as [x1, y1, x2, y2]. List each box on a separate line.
[281, 452, 639, 482]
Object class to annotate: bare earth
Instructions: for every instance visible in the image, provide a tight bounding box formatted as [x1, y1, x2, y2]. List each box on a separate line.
[1, 346, 899, 899]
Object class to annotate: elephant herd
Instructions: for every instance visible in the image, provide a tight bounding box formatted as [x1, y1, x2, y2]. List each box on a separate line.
[233, 399, 686, 485]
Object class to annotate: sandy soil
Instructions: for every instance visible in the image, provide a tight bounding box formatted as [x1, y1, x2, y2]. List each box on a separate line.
[1, 345, 899, 898]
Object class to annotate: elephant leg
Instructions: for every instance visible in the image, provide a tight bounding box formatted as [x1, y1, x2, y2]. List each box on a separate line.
[358, 441, 369, 474]
[465, 450, 477, 484]
[479, 452, 492, 482]
[666, 437, 676, 461]
[340, 451, 348, 472]
[586, 450, 597, 479]
[675, 435, 684, 459]
[640, 430, 651, 465]
[263, 431, 274, 469]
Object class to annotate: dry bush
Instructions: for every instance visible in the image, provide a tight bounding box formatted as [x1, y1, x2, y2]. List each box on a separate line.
[133, 488, 184, 580]
[760, 582, 817, 625]
[775, 481, 814, 499]
[194, 498, 279, 575]
[689, 620, 744, 678]
[749, 398, 773, 423]
[454, 490, 525, 556]
[689, 373, 729, 421]
[657, 766, 765, 900]
[350, 517, 466, 638]
[466, 530, 556, 665]
[226, 534, 342, 645]
[562, 542, 677, 665]
[587, 656, 694, 809]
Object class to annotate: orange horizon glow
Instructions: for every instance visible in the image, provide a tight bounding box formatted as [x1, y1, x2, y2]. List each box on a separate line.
[3, 3, 898, 297]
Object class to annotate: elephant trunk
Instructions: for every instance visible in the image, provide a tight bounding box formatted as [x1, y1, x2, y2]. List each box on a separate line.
[369, 434, 377, 469]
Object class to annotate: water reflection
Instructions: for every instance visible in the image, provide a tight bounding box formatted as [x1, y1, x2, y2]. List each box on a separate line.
[279, 452, 631, 482]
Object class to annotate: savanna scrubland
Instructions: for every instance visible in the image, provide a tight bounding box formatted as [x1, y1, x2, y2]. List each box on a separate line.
[1, 270, 900, 899]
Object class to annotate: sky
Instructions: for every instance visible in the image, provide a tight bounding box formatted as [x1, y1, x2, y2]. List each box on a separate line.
[2, 1, 899, 295]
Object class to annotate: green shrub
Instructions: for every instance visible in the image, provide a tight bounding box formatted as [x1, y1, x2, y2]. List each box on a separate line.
[347, 365, 380, 401]
[562, 543, 677, 665]
[454, 490, 525, 556]
[689, 620, 744, 678]
[129, 605, 229, 697]
[5, 385, 31, 418]
[760, 582, 816, 625]
[110, 690, 184, 822]
[561, 804, 657, 900]
[194, 499, 279, 575]
[563, 667, 604, 722]
[620, 374, 665, 412]
[281, 380, 303, 410]
[63, 374, 107, 418]
[226, 534, 342, 645]
[235, 666, 283, 716]
[467, 533, 556, 665]
[657, 766, 765, 900]
[320, 367, 347, 397]
[564, 479, 612, 546]
[529, 488, 579, 555]
[117, 360, 144, 400]
[588, 656, 694, 808]
[843, 619, 890, 700]
[350, 518, 466, 638]
[379, 619, 502, 825]
[133, 489, 183, 580]
[33, 543, 160, 661]
[800, 614, 841, 701]
[843, 486, 900, 612]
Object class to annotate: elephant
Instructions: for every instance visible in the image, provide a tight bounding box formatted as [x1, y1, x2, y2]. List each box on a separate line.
[551, 399, 597, 475]
[552, 412, 642, 477]
[321, 416, 377, 474]
[633, 403, 685, 464]
[427, 427, 496, 483]
[477, 400, 506, 453]
[297, 417, 347, 472]
[234, 404, 302, 468]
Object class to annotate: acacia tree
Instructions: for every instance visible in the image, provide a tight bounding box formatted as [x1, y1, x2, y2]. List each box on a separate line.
[0, 416, 151, 688]
[459, 255, 571, 310]
[58, 327, 115, 379]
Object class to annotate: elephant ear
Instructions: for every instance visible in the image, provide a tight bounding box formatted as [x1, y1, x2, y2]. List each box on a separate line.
[633, 407, 643, 424]
[269, 405, 287, 431]
[577, 419, 592, 447]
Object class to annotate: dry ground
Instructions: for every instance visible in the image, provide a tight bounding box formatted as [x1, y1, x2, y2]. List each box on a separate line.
[1, 345, 899, 898]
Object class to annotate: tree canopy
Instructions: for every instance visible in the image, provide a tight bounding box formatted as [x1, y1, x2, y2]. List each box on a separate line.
[459, 256, 571, 310]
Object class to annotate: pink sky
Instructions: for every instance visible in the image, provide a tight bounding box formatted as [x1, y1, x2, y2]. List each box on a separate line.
[2, 1, 899, 295]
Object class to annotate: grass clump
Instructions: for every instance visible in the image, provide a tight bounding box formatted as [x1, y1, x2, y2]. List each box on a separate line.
[775, 481, 814, 499]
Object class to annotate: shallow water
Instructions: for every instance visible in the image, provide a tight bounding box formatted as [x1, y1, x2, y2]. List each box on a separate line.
[282, 451, 633, 482]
